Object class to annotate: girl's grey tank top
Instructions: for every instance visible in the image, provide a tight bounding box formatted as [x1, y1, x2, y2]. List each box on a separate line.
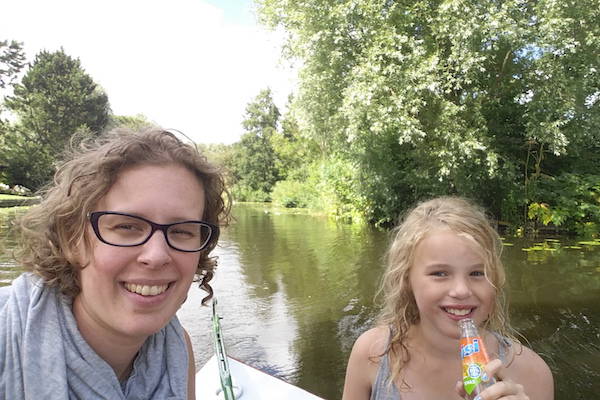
[369, 331, 511, 400]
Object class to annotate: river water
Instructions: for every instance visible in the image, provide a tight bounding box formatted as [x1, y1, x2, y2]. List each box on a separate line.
[1, 204, 599, 399]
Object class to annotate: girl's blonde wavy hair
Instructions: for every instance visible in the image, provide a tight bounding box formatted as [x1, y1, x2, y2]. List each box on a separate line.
[376, 196, 518, 389]
[16, 127, 231, 303]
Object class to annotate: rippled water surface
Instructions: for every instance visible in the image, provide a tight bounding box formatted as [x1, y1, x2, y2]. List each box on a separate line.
[2, 204, 599, 399]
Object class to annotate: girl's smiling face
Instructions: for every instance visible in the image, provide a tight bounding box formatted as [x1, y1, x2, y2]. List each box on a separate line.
[409, 228, 496, 339]
[73, 163, 205, 345]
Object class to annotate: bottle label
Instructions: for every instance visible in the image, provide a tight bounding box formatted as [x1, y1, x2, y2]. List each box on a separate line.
[460, 336, 488, 395]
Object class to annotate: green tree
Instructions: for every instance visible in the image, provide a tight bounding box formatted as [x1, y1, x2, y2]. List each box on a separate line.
[106, 114, 155, 131]
[269, 99, 324, 208]
[0, 40, 25, 90]
[259, 0, 600, 226]
[196, 142, 237, 190]
[231, 88, 282, 201]
[0, 40, 26, 141]
[1, 49, 110, 189]
[270, 96, 320, 181]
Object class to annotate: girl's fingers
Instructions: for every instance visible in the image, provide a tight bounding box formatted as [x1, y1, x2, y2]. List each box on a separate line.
[456, 359, 501, 398]
[478, 380, 527, 399]
[455, 379, 467, 397]
[483, 358, 503, 382]
[462, 359, 528, 400]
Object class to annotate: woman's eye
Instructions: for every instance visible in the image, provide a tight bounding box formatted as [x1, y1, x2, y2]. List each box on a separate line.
[109, 221, 146, 233]
[171, 229, 194, 237]
[430, 271, 447, 277]
[471, 270, 485, 277]
[114, 224, 138, 231]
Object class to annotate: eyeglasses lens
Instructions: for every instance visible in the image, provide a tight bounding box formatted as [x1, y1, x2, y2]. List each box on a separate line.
[167, 222, 211, 251]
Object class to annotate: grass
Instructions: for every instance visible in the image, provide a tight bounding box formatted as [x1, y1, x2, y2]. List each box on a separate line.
[0, 194, 39, 208]
[0, 194, 31, 200]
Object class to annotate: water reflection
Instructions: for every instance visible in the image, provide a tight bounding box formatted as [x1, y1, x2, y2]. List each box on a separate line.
[178, 204, 389, 399]
[0, 207, 26, 285]
[2, 204, 599, 399]
[503, 238, 600, 399]
[179, 205, 600, 399]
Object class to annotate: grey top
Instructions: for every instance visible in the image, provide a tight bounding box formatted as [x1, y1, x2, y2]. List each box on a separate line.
[370, 329, 511, 400]
[0, 273, 189, 399]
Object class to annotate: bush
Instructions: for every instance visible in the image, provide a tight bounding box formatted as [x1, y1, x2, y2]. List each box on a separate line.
[0, 182, 32, 196]
[271, 180, 319, 208]
[231, 184, 271, 202]
[530, 173, 600, 236]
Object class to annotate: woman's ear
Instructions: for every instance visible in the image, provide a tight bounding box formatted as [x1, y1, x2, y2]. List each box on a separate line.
[67, 230, 92, 269]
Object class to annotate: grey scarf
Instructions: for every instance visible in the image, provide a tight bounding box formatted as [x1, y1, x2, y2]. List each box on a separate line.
[0, 273, 188, 399]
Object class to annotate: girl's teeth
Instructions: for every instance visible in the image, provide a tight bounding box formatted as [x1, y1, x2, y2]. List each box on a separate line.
[124, 283, 168, 296]
[445, 308, 471, 316]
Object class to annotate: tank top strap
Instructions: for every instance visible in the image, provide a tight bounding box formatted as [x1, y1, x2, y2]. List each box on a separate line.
[490, 331, 512, 363]
[370, 326, 401, 400]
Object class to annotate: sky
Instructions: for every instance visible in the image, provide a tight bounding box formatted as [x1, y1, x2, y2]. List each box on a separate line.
[1, 0, 296, 144]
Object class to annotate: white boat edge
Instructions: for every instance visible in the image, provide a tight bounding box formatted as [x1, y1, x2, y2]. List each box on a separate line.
[196, 355, 326, 400]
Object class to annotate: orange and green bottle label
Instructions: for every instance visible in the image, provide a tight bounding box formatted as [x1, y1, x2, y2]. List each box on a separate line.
[460, 336, 489, 395]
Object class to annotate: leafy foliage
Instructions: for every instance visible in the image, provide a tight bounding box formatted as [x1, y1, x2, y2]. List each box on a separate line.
[106, 114, 155, 131]
[529, 173, 600, 236]
[0, 40, 26, 90]
[271, 179, 318, 208]
[257, 0, 600, 227]
[0, 49, 110, 190]
[229, 89, 282, 201]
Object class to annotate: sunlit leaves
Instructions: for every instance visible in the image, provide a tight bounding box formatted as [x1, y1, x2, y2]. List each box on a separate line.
[258, 0, 600, 225]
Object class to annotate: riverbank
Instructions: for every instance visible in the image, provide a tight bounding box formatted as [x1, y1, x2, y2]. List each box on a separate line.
[237, 201, 330, 218]
[0, 194, 40, 208]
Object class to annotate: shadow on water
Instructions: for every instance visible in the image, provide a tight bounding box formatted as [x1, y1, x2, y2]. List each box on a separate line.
[2, 204, 599, 399]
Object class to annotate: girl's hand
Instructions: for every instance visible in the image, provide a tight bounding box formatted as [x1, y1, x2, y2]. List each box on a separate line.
[455, 359, 530, 400]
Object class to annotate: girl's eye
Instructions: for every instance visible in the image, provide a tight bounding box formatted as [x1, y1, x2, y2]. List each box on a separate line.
[430, 271, 447, 277]
[471, 270, 485, 277]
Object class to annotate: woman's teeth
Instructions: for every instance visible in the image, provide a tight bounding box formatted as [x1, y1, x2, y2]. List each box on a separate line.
[444, 308, 472, 316]
[124, 283, 169, 296]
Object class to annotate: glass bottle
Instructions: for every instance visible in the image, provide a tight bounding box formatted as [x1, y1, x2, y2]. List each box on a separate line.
[459, 318, 495, 399]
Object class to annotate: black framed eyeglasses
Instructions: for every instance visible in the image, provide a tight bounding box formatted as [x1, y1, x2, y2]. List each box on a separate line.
[88, 211, 219, 252]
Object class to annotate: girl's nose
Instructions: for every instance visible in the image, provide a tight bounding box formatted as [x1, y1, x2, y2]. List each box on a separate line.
[449, 277, 472, 299]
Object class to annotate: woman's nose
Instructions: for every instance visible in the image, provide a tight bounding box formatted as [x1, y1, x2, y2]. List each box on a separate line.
[137, 230, 172, 267]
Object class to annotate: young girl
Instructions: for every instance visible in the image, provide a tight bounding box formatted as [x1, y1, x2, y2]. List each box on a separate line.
[342, 197, 553, 400]
[0, 128, 230, 399]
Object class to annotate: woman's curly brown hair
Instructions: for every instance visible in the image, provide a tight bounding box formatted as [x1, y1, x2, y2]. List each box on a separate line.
[16, 127, 231, 304]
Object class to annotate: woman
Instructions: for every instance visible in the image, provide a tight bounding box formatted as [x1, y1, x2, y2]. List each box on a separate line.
[0, 128, 230, 399]
[342, 197, 553, 400]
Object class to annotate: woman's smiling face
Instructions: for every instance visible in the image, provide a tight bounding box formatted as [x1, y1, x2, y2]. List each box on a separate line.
[73, 163, 205, 344]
